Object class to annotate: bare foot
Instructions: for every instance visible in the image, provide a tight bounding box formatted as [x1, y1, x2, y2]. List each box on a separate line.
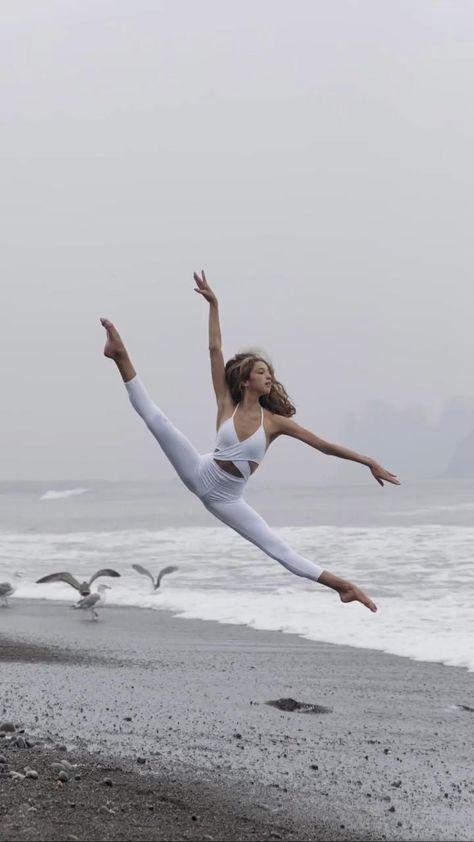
[318, 570, 377, 613]
[100, 318, 126, 359]
[338, 581, 377, 613]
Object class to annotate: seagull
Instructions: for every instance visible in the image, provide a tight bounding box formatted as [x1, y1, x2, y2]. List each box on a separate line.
[132, 564, 178, 591]
[0, 582, 15, 608]
[36, 569, 120, 596]
[73, 584, 111, 620]
[0, 572, 23, 607]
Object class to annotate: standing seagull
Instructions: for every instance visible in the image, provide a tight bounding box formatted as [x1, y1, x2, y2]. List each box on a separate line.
[73, 584, 111, 620]
[132, 564, 178, 591]
[0, 572, 23, 607]
[0, 582, 15, 608]
[36, 569, 120, 596]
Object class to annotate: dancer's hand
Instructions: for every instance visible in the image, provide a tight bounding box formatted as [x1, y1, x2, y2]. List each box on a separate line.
[194, 270, 218, 306]
[369, 460, 400, 487]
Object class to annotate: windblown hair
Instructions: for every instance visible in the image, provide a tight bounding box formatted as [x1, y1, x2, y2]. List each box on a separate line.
[224, 353, 295, 417]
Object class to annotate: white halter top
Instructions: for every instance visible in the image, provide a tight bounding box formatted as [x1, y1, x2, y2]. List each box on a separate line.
[214, 404, 267, 480]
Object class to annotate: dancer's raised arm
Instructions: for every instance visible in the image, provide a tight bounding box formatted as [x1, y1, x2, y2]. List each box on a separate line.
[273, 416, 400, 487]
[193, 270, 231, 409]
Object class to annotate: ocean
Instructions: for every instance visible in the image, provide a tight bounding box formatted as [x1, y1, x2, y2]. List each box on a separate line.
[0, 477, 472, 672]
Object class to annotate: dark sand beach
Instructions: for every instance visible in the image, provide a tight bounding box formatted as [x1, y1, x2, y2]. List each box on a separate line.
[1, 600, 473, 841]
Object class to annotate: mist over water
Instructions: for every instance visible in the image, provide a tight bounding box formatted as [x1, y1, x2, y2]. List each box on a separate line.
[2, 0, 474, 485]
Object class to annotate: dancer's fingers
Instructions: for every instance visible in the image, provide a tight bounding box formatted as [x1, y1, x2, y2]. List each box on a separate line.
[382, 472, 400, 485]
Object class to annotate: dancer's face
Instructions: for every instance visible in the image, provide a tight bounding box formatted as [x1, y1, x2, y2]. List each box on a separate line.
[245, 361, 273, 396]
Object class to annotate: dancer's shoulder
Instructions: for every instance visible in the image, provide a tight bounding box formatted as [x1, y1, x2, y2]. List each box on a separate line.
[269, 414, 314, 442]
[264, 412, 297, 439]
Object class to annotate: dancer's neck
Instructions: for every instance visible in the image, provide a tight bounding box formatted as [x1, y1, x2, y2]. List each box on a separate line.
[239, 392, 262, 413]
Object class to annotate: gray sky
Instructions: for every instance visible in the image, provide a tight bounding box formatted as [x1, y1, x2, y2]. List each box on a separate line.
[1, 0, 473, 481]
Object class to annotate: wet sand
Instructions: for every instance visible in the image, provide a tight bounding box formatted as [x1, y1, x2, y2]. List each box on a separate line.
[1, 600, 474, 841]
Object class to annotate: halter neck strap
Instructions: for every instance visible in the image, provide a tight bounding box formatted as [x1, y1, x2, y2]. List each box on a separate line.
[232, 403, 264, 423]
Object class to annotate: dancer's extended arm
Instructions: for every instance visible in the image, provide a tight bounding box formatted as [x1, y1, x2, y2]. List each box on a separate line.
[193, 270, 232, 410]
[273, 416, 400, 487]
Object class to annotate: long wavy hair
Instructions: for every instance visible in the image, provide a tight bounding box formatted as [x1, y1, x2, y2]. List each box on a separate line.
[224, 352, 295, 417]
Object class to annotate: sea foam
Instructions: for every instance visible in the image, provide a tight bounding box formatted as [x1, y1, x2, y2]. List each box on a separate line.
[2, 523, 473, 673]
[40, 488, 89, 501]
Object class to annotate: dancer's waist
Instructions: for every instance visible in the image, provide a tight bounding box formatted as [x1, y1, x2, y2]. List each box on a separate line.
[198, 454, 246, 503]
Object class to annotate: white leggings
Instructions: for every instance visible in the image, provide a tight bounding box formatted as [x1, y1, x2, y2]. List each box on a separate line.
[126, 377, 323, 582]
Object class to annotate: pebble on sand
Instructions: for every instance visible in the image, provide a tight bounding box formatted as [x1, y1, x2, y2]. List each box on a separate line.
[98, 804, 116, 815]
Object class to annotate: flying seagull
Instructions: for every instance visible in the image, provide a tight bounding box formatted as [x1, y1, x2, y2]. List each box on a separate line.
[73, 584, 111, 620]
[0, 572, 23, 607]
[36, 569, 120, 596]
[132, 564, 178, 591]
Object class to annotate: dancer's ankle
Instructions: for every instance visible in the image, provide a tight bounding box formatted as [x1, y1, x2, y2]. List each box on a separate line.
[317, 570, 347, 593]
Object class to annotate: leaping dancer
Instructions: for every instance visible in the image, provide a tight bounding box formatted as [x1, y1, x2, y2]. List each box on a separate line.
[101, 271, 399, 613]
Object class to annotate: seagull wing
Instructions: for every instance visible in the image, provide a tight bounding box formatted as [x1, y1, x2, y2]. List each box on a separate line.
[132, 564, 155, 586]
[88, 569, 121, 586]
[156, 565, 179, 589]
[0, 582, 14, 597]
[75, 593, 100, 610]
[36, 572, 82, 592]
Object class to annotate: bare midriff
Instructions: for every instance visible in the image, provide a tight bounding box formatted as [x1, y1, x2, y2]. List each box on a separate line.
[213, 457, 259, 478]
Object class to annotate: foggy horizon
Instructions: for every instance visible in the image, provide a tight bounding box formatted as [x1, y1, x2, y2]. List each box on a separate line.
[2, 0, 473, 482]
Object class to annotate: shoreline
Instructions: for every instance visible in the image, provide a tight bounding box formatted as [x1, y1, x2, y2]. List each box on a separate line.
[1, 601, 474, 841]
[6, 593, 474, 677]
